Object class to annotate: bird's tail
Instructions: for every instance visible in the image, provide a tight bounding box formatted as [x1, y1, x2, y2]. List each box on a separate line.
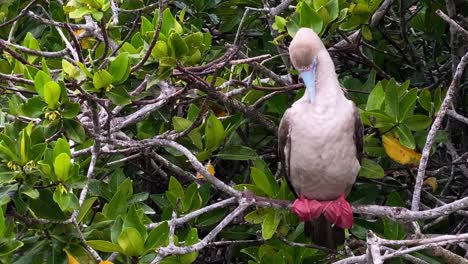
[305, 215, 344, 249]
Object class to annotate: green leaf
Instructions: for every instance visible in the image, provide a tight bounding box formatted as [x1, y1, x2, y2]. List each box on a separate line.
[182, 183, 198, 212]
[34, 71, 52, 98]
[140, 16, 153, 38]
[273, 16, 287, 32]
[28, 189, 67, 220]
[62, 101, 81, 119]
[123, 205, 147, 240]
[384, 79, 399, 120]
[53, 138, 71, 159]
[359, 158, 385, 179]
[77, 197, 98, 223]
[397, 124, 416, 149]
[214, 145, 258, 160]
[245, 208, 269, 224]
[103, 188, 128, 220]
[418, 88, 432, 112]
[299, 2, 323, 33]
[87, 240, 122, 253]
[152, 41, 169, 59]
[43, 81, 61, 110]
[54, 153, 71, 181]
[365, 82, 384, 111]
[398, 88, 418, 120]
[205, 114, 224, 151]
[109, 52, 130, 84]
[179, 228, 199, 264]
[169, 32, 189, 58]
[118, 227, 144, 256]
[261, 209, 280, 240]
[0, 240, 24, 256]
[20, 97, 46, 118]
[402, 115, 432, 131]
[93, 70, 113, 90]
[383, 192, 405, 240]
[325, 0, 339, 21]
[106, 86, 132, 106]
[63, 119, 86, 143]
[111, 216, 123, 244]
[53, 186, 79, 211]
[197, 208, 227, 227]
[434, 87, 443, 113]
[161, 8, 183, 36]
[250, 167, 274, 197]
[145, 222, 169, 252]
[23, 33, 40, 64]
[361, 26, 373, 41]
[166, 176, 184, 207]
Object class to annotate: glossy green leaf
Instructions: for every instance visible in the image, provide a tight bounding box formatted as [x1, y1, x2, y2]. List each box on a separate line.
[87, 240, 122, 253]
[383, 192, 405, 240]
[123, 205, 147, 240]
[214, 145, 258, 160]
[384, 79, 399, 120]
[77, 196, 98, 223]
[53, 185, 79, 211]
[61, 101, 81, 118]
[63, 119, 86, 143]
[299, 2, 323, 33]
[359, 158, 385, 179]
[396, 125, 415, 149]
[365, 82, 384, 111]
[418, 88, 432, 112]
[145, 221, 169, 252]
[118, 227, 144, 256]
[109, 52, 130, 84]
[273, 16, 287, 32]
[261, 209, 280, 240]
[179, 228, 199, 264]
[205, 114, 224, 151]
[43, 81, 61, 110]
[53, 138, 71, 159]
[398, 88, 418, 120]
[402, 115, 432, 131]
[54, 153, 71, 181]
[250, 167, 274, 197]
[106, 86, 132, 106]
[103, 189, 128, 220]
[169, 32, 189, 58]
[93, 70, 113, 90]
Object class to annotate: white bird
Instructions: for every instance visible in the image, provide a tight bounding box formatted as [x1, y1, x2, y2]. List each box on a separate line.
[279, 28, 363, 249]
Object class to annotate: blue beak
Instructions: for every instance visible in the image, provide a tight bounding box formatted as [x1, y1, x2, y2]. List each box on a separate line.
[300, 58, 318, 102]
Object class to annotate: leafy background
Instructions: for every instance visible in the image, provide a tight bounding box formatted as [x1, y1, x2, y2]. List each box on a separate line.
[0, 0, 467, 263]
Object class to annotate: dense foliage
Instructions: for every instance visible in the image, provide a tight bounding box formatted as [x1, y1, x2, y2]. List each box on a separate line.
[0, 0, 467, 263]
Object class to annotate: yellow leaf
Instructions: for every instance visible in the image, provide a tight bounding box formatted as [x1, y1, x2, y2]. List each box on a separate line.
[424, 177, 438, 192]
[73, 29, 86, 36]
[196, 161, 215, 179]
[64, 249, 80, 264]
[382, 135, 421, 166]
[99, 261, 114, 264]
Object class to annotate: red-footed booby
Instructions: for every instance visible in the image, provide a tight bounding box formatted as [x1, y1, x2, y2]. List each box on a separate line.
[279, 28, 363, 249]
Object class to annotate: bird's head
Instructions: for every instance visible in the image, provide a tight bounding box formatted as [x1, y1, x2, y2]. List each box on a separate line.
[289, 28, 326, 102]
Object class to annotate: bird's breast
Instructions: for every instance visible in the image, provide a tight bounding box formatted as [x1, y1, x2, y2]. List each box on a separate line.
[288, 98, 360, 200]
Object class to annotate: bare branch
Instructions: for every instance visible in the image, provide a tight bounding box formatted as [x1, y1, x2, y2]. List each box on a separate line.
[412, 50, 468, 211]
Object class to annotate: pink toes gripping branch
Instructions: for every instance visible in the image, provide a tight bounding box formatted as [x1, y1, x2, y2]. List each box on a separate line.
[291, 193, 353, 229]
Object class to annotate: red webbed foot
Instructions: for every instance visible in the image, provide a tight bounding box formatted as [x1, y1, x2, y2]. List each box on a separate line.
[291, 193, 353, 229]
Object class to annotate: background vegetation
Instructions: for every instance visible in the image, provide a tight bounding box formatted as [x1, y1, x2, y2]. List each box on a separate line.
[0, 0, 467, 263]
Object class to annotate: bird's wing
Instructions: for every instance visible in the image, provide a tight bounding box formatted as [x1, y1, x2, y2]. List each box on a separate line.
[278, 109, 295, 195]
[353, 104, 364, 164]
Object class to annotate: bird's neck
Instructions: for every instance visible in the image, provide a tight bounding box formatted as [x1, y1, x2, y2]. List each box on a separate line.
[316, 50, 340, 91]
[300, 50, 343, 106]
